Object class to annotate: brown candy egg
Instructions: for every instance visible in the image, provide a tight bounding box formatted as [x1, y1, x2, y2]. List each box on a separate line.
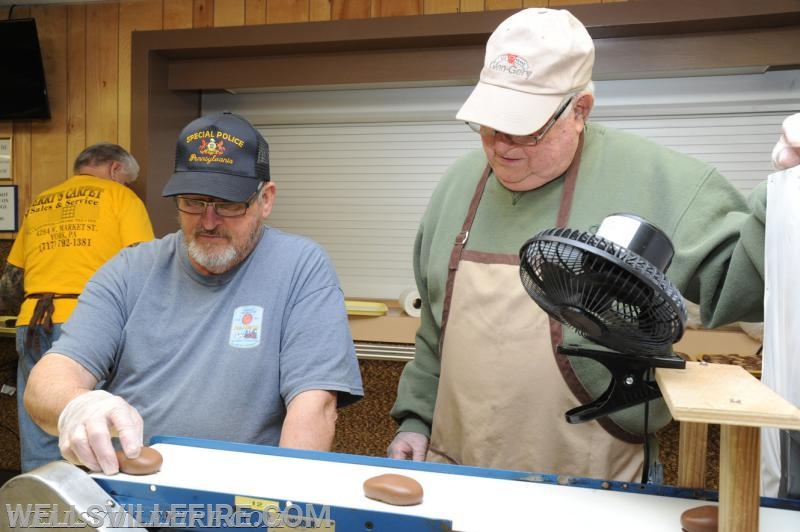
[115, 446, 163, 475]
[680, 505, 718, 532]
[363, 473, 423, 506]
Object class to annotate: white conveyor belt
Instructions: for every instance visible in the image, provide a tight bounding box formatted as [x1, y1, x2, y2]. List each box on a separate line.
[84, 438, 800, 531]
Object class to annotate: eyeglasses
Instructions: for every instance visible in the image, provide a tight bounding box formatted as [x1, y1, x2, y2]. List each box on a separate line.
[467, 96, 575, 146]
[174, 186, 262, 218]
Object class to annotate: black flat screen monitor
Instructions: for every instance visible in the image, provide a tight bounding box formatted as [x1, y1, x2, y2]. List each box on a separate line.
[0, 18, 51, 120]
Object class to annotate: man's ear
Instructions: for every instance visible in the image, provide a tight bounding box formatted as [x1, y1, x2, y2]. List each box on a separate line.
[259, 181, 278, 218]
[573, 93, 595, 122]
[109, 161, 124, 182]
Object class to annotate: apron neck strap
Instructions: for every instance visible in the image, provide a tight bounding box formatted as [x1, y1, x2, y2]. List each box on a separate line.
[447, 164, 493, 271]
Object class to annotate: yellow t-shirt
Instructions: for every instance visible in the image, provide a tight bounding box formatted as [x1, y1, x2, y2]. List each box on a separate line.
[7, 174, 155, 325]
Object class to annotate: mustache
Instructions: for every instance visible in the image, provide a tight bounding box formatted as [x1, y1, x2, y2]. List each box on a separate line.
[193, 227, 230, 239]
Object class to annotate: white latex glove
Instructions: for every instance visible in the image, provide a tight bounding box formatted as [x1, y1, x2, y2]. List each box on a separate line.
[772, 113, 800, 170]
[57, 390, 144, 475]
[387, 431, 429, 461]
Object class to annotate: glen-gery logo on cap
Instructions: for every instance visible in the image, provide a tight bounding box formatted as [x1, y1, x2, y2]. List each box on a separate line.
[185, 129, 246, 165]
[488, 54, 532, 79]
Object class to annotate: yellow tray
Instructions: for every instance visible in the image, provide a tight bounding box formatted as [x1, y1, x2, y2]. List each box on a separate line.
[345, 300, 388, 317]
[0, 315, 16, 337]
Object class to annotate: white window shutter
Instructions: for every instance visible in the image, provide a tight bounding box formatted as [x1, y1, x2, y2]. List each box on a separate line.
[204, 70, 799, 298]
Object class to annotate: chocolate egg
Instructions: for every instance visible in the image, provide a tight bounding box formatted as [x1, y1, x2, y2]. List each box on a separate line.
[680, 505, 718, 532]
[363, 473, 423, 506]
[115, 446, 163, 475]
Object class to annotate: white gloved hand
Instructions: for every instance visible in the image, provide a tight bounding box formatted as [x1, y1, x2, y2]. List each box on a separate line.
[387, 431, 429, 461]
[57, 390, 144, 475]
[772, 113, 800, 170]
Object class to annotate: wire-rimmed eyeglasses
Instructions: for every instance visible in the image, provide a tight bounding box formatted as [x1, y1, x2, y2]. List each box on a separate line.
[466, 96, 575, 146]
[174, 183, 263, 218]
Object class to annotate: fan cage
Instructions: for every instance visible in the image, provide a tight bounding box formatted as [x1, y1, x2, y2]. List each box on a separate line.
[520, 227, 687, 356]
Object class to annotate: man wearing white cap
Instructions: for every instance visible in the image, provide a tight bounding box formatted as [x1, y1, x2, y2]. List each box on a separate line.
[389, 8, 772, 482]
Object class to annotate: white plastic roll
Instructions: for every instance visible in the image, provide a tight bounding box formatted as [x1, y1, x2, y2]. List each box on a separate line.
[399, 288, 422, 318]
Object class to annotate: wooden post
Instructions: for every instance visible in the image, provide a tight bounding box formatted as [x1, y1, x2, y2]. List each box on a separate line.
[719, 425, 760, 532]
[678, 421, 709, 488]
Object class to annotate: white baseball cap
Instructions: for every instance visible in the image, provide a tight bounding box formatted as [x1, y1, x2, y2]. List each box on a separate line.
[456, 8, 594, 136]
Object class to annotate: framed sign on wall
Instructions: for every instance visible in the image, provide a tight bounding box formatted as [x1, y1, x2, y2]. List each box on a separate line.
[0, 185, 18, 232]
[0, 138, 11, 180]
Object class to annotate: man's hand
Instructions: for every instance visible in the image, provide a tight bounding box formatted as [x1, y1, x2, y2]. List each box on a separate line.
[772, 113, 800, 170]
[57, 390, 143, 475]
[387, 431, 429, 461]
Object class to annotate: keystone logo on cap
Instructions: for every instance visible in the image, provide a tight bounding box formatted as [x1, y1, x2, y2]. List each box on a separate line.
[197, 137, 226, 157]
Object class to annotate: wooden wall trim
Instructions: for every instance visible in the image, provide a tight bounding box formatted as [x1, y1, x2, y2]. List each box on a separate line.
[167, 47, 487, 91]
[131, 0, 800, 236]
[167, 25, 800, 92]
[133, 9, 505, 58]
[594, 25, 800, 80]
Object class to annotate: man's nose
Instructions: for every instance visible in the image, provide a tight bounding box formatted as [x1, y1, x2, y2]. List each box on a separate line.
[199, 204, 223, 226]
[492, 131, 517, 147]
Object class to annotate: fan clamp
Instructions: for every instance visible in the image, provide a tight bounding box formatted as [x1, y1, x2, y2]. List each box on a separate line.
[520, 213, 688, 423]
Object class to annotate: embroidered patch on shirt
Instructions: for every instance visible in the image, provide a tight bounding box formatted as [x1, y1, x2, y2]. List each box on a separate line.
[229, 305, 263, 348]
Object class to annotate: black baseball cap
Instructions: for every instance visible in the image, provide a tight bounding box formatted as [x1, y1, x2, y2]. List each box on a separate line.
[162, 111, 270, 202]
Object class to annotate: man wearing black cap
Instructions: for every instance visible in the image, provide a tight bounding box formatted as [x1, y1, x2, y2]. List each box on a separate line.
[24, 111, 364, 475]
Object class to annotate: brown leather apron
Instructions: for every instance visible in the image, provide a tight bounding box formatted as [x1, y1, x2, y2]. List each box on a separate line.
[24, 292, 79, 349]
[426, 139, 644, 481]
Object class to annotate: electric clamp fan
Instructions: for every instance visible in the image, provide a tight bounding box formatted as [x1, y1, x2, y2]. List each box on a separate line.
[519, 213, 687, 423]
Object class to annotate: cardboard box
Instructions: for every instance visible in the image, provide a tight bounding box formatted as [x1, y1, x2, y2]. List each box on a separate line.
[673, 328, 761, 359]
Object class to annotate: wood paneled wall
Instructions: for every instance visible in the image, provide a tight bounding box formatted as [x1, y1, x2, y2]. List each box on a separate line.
[0, 0, 618, 236]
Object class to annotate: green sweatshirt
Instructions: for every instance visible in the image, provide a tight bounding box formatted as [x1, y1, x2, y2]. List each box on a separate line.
[391, 122, 766, 439]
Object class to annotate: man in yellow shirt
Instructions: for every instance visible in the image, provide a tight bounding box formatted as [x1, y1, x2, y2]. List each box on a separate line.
[0, 143, 154, 472]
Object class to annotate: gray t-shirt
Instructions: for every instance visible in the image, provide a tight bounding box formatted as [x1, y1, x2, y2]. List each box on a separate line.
[51, 227, 363, 446]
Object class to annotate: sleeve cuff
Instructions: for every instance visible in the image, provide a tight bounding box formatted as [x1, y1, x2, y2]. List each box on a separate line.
[397, 416, 431, 438]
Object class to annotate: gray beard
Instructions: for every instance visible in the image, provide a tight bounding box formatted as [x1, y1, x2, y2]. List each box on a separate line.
[186, 240, 240, 274]
[186, 224, 264, 274]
